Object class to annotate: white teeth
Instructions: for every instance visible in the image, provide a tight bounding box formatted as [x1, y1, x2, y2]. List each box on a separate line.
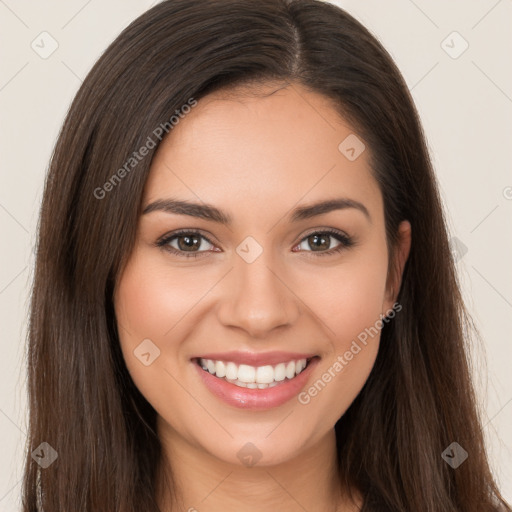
[255, 365, 275, 384]
[226, 378, 247, 387]
[215, 360, 226, 378]
[225, 379, 280, 389]
[285, 361, 296, 379]
[237, 364, 256, 383]
[206, 359, 216, 374]
[274, 363, 286, 381]
[225, 362, 238, 380]
[198, 357, 310, 387]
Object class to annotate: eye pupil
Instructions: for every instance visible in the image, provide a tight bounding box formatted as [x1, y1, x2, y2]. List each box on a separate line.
[309, 234, 330, 251]
[178, 234, 201, 251]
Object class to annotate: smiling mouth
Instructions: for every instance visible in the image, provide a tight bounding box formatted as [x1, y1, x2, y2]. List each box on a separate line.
[194, 356, 318, 389]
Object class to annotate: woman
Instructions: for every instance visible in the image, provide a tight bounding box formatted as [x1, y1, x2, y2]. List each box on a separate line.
[22, 0, 511, 510]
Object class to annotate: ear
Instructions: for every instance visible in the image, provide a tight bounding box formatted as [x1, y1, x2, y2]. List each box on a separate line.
[383, 220, 411, 312]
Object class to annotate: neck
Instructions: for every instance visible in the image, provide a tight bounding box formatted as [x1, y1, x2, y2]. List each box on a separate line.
[155, 419, 362, 512]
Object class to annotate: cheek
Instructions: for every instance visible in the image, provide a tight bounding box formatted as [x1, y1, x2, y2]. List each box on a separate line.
[113, 249, 226, 409]
[294, 246, 388, 418]
[302, 247, 389, 346]
[114, 250, 211, 342]
[113, 251, 187, 406]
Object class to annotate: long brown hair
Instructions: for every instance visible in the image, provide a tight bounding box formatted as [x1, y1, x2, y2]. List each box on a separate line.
[22, 0, 510, 510]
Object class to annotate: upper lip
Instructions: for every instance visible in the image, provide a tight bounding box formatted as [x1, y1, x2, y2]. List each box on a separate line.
[192, 351, 318, 367]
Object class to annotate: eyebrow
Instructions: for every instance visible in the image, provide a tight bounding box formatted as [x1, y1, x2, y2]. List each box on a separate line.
[142, 197, 371, 224]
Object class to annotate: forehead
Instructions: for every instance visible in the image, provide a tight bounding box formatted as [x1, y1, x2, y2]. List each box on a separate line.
[143, 83, 382, 224]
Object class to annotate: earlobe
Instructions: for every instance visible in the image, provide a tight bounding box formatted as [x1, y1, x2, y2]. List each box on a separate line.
[385, 220, 412, 307]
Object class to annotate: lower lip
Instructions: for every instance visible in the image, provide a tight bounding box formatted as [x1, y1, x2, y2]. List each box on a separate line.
[193, 357, 320, 410]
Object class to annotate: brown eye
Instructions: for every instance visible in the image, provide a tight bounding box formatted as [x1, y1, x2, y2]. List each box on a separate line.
[305, 233, 334, 251]
[294, 229, 354, 257]
[174, 233, 203, 252]
[156, 230, 217, 258]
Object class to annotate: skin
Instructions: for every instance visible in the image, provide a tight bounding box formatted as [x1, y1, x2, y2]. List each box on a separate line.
[114, 81, 411, 511]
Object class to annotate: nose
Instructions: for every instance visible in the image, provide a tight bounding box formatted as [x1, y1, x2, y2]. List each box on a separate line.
[216, 249, 300, 339]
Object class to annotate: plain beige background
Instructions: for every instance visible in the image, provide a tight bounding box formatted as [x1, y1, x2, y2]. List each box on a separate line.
[1, 0, 511, 509]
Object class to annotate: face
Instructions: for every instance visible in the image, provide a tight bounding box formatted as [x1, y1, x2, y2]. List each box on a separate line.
[114, 82, 410, 468]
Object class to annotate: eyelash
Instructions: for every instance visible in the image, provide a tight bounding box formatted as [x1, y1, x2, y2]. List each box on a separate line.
[156, 228, 354, 259]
